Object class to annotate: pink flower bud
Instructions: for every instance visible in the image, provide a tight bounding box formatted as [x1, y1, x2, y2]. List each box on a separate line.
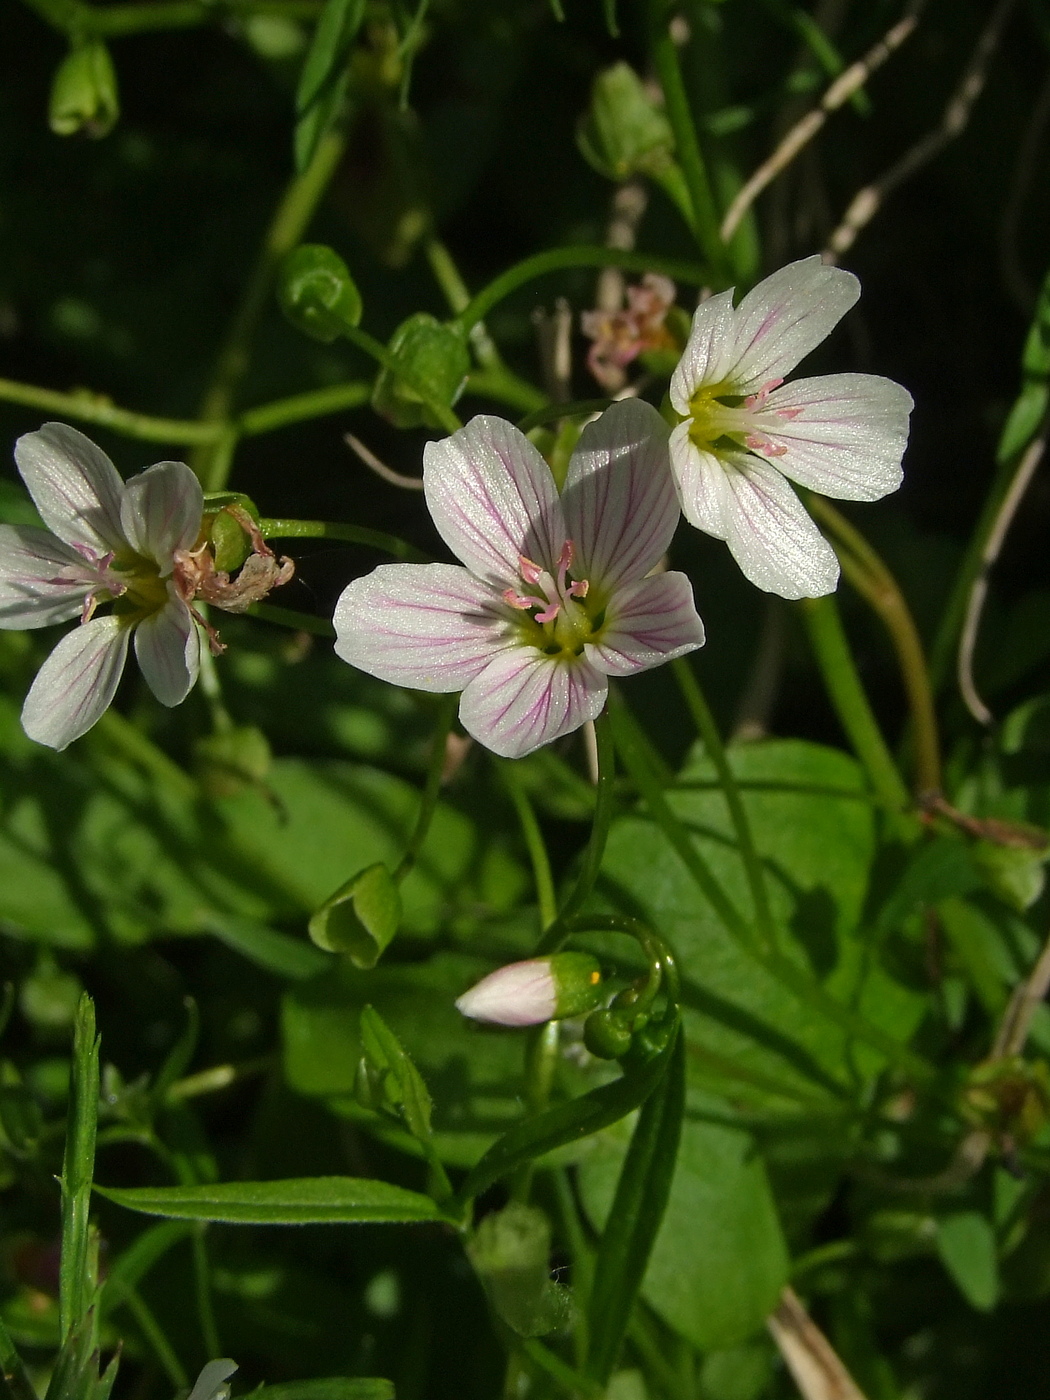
[455, 953, 603, 1027]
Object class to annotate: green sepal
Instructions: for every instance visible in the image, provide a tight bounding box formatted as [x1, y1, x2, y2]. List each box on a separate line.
[972, 838, 1049, 912]
[49, 41, 119, 139]
[468, 1202, 573, 1338]
[358, 1004, 433, 1142]
[371, 313, 470, 429]
[583, 1009, 634, 1061]
[576, 63, 675, 182]
[308, 862, 401, 967]
[278, 243, 363, 343]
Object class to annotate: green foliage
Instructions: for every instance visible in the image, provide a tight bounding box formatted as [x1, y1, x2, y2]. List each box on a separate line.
[98, 1177, 453, 1225]
[48, 41, 118, 139]
[371, 314, 470, 429]
[278, 244, 364, 343]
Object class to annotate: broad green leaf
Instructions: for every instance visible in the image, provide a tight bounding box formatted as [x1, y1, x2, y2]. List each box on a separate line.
[578, 1112, 789, 1352]
[97, 1176, 451, 1226]
[936, 1211, 1000, 1311]
[597, 740, 923, 1105]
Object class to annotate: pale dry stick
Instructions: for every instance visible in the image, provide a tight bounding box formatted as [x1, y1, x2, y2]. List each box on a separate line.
[991, 925, 1050, 1059]
[957, 431, 1046, 724]
[824, 0, 1020, 261]
[344, 431, 424, 491]
[595, 180, 649, 314]
[732, 598, 789, 741]
[767, 1287, 869, 1400]
[719, 1, 926, 245]
[532, 298, 574, 405]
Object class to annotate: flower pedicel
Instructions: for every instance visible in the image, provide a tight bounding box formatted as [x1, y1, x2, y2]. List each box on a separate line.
[333, 398, 705, 759]
[669, 255, 914, 600]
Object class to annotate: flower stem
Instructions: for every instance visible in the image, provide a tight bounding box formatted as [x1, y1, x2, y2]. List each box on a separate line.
[516, 398, 613, 432]
[647, 0, 729, 276]
[808, 495, 942, 797]
[0, 376, 223, 445]
[464, 367, 547, 415]
[799, 595, 913, 829]
[244, 602, 336, 639]
[455, 246, 709, 334]
[499, 762, 558, 930]
[424, 237, 503, 372]
[394, 695, 458, 882]
[238, 381, 372, 436]
[192, 126, 349, 491]
[671, 657, 777, 955]
[258, 516, 427, 562]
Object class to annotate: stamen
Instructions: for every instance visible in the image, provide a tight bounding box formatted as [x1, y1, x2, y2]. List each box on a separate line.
[534, 601, 561, 625]
[743, 376, 784, 409]
[503, 588, 547, 611]
[518, 556, 544, 586]
[568, 579, 589, 599]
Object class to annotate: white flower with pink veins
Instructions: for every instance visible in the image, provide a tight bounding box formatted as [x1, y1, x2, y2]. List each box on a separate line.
[333, 398, 706, 760]
[669, 255, 914, 600]
[0, 422, 207, 750]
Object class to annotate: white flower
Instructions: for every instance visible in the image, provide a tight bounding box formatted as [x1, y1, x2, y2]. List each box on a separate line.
[0, 422, 206, 750]
[668, 255, 914, 599]
[332, 399, 705, 760]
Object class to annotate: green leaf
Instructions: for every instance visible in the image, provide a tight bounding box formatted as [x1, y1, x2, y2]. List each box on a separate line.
[936, 1212, 1000, 1311]
[585, 1025, 685, 1385]
[359, 1004, 433, 1141]
[252, 1382, 394, 1400]
[578, 1111, 788, 1351]
[96, 1176, 452, 1226]
[296, 0, 365, 113]
[309, 863, 401, 966]
[202, 913, 331, 981]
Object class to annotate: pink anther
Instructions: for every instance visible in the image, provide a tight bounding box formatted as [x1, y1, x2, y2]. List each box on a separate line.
[568, 578, 589, 599]
[745, 433, 788, 458]
[503, 588, 547, 611]
[743, 376, 785, 410]
[518, 556, 544, 586]
[534, 601, 561, 625]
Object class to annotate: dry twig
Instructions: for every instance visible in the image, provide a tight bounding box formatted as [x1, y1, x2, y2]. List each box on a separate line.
[767, 1287, 869, 1400]
[719, 1, 926, 245]
[344, 431, 424, 491]
[823, 0, 1019, 260]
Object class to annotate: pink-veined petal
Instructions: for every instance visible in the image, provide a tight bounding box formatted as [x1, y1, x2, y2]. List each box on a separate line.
[726, 257, 860, 392]
[455, 960, 558, 1026]
[720, 454, 840, 599]
[14, 422, 126, 555]
[120, 461, 204, 565]
[21, 614, 130, 750]
[333, 562, 512, 692]
[134, 591, 201, 707]
[668, 288, 738, 412]
[586, 572, 705, 677]
[669, 423, 733, 541]
[562, 399, 680, 590]
[459, 649, 607, 759]
[759, 373, 913, 501]
[0, 525, 101, 628]
[423, 416, 565, 586]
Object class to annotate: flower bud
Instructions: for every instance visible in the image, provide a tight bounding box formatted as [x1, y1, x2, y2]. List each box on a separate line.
[278, 243, 363, 342]
[49, 41, 120, 139]
[456, 953, 603, 1028]
[308, 862, 400, 967]
[371, 313, 470, 429]
[576, 63, 674, 181]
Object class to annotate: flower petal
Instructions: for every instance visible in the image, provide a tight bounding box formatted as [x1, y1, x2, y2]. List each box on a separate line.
[333, 562, 512, 692]
[721, 454, 840, 598]
[562, 399, 681, 590]
[14, 422, 126, 554]
[459, 650, 606, 759]
[423, 416, 565, 585]
[726, 257, 860, 392]
[669, 424, 734, 540]
[759, 373, 913, 501]
[120, 460, 204, 565]
[668, 288, 738, 412]
[21, 614, 130, 750]
[134, 591, 201, 707]
[455, 959, 558, 1026]
[586, 572, 705, 677]
[0, 525, 99, 628]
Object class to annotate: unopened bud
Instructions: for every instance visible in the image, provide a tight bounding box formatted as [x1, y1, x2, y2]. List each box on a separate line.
[49, 41, 120, 139]
[456, 953, 603, 1028]
[371, 313, 469, 429]
[278, 243, 363, 342]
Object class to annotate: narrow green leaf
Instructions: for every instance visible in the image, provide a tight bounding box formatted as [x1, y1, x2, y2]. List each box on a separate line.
[585, 1025, 685, 1385]
[936, 1212, 1000, 1311]
[458, 1037, 674, 1206]
[97, 1176, 453, 1226]
[202, 913, 332, 981]
[59, 994, 100, 1344]
[150, 998, 199, 1107]
[251, 1381, 394, 1400]
[296, 0, 364, 112]
[360, 1004, 433, 1141]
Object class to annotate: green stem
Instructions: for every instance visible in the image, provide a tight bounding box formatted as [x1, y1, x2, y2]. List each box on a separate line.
[104, 1279, 188, 1388]
[808, 495, 942, 797]
[0, 1315, 37, 1400]
[258, 516, 427, 562]
[59, 995, 99, 1343]
[647, 0, 728, 274]
[521, 1340, 603, 1399]
[0, 376, 223, 444]
[244, 601, 336, 638]
[91, 710, 197, 801]
[500, 762, 558, 929]
[465, 366, 547, 415]
[799, 595, 913, 827]
[238, 380, 371, 436]
[394, 694, 458, 882]
[672, 657, 777, 955]
[456, 246, 709, 334]
[425, 237, 502, 371]
[192, 125, 349, 490]
[191, 1227, 221, 1358]
[516, 398, 612, 433]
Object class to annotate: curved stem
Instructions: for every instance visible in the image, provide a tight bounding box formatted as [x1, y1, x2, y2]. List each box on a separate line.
[238, 381, 372, 436]
[672, 657, 778, 955]
[258, 516, 427, 562]
[808, 495, 941, 797]
[499, 761, 558, 930]
[455, 247, 709, 334]
[394, 695, 457, 882]
[0, 376, 223, 445]
[244, 601, 335, 638]
[464, 367, 547, 415]
[516, 398, 612, 432]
